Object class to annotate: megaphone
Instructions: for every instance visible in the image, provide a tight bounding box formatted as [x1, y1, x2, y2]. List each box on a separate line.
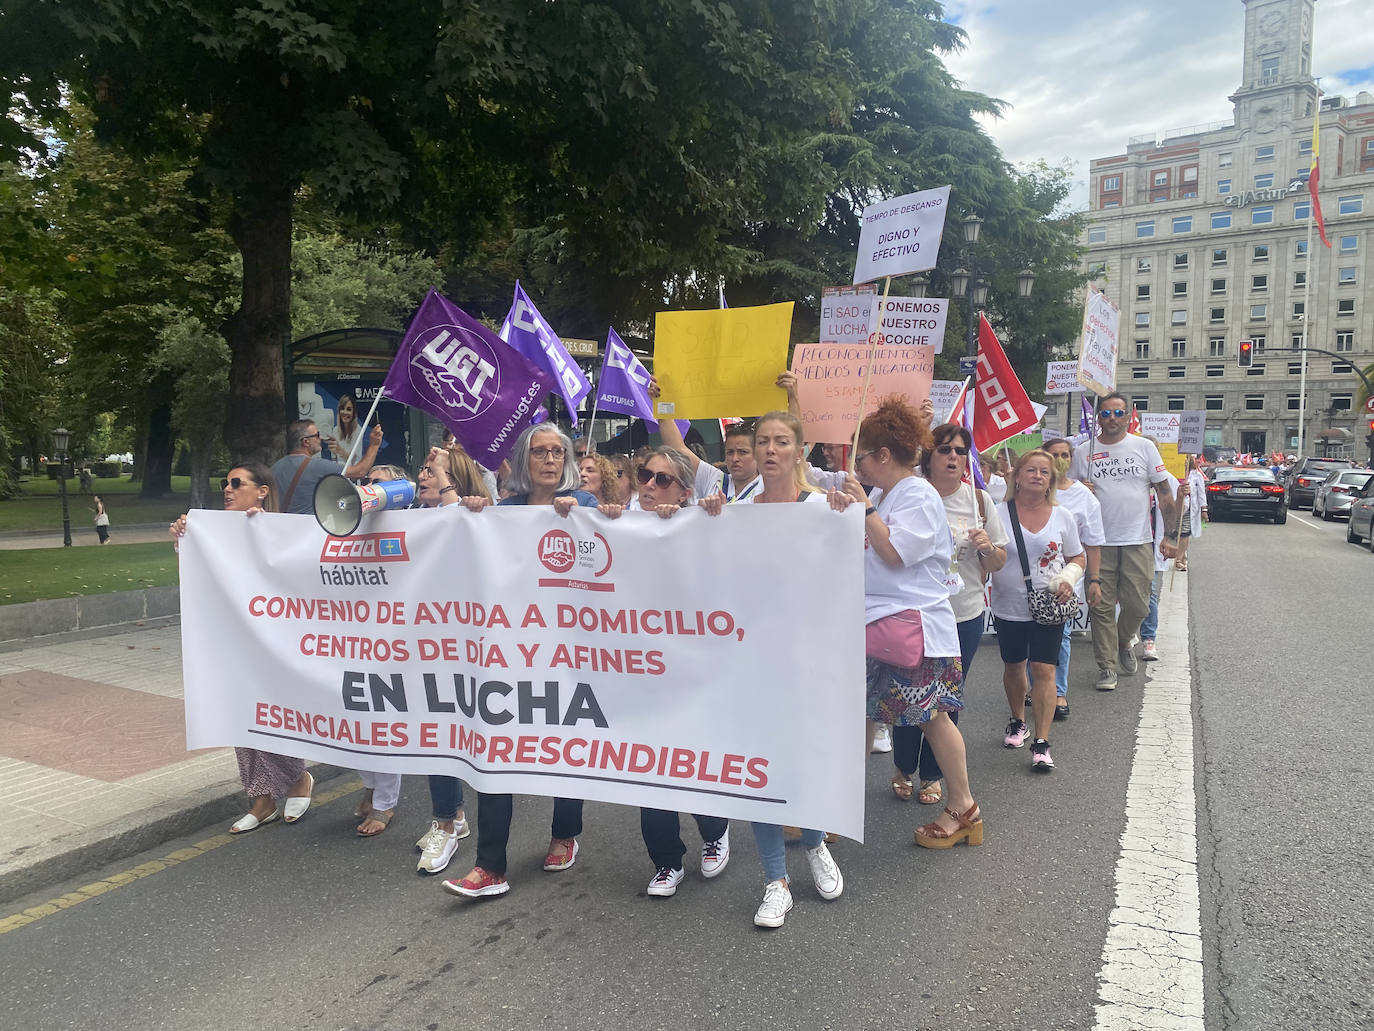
[313, 474, 415, 536]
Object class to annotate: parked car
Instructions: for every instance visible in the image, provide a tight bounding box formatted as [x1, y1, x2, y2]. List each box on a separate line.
[1346, 480, 1374, 549]
[1285, 457, 1355, 509]
[1203, 446, 1238, 464]
[1313, 470, 1374, 520]
[1207, 466, 1287, 524]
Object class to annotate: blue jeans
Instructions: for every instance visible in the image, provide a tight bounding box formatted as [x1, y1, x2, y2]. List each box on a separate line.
[1056, 622, 1072, 697]
[751, 823, 823, 882]
[1139, 570, 1164, 642]
[428, 775, 464, 821]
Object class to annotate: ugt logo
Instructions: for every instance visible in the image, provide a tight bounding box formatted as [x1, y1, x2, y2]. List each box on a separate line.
[538, 530, 577, 574]
[413, 325, 500, 419]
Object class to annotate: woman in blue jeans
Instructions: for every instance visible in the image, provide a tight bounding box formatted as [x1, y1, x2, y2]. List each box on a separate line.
[890, 423, 1007, 805]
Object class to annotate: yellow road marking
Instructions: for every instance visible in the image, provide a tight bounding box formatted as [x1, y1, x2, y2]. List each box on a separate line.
[0, 778, 362, 936]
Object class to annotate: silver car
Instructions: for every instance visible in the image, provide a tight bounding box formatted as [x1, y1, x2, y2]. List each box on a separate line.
[1313, 470, 1374, 520]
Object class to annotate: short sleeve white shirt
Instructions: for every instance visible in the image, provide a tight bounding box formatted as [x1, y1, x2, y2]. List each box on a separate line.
[989, 504, 1083, 622]
[938, 483, 1009, 623]
[1071, 435, 1171, 546]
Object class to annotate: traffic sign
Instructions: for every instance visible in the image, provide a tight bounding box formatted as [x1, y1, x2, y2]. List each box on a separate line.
[1365, 395, 1374, 413]
[958, 356, 978, 377]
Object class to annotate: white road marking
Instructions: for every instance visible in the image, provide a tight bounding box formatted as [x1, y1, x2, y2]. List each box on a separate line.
[1289, 513, 1328, 532]
[1093, 582, 1204, 1030]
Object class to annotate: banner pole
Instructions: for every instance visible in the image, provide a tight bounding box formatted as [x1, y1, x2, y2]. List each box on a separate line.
[344, 389, 387, 469]
[585, 395, 601, 455]
[850, 276, 893, 474]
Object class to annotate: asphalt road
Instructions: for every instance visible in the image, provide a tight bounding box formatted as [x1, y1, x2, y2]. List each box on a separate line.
[1, 513, 1370, 1030]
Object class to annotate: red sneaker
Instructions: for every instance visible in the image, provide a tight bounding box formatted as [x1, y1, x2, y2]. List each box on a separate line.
[441, 867, 509, 898]
[543, 837, 579, 871]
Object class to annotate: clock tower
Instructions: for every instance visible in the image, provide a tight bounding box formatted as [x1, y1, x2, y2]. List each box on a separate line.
[1231, 0, 1319, 135]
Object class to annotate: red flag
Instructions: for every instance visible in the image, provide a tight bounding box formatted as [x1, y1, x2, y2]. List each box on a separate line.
[972, 313, 1038, 453]
[1310, 104, 1330, 247]
[1127, 407, 1142, 435]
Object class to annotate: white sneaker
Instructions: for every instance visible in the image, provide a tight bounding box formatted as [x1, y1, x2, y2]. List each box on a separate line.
[805, 842, 844, 900]
[415, 820, 460, 875]
[414, 814, 469, 851]
[1141, 639, 1159, 661]
[870, 724, 893, 754]
[753, 879, 794, 928]
[700, 830, 730, 878]
[646, 866, 685, 897]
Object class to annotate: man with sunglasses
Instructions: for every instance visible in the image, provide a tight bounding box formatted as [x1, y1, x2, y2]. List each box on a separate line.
[270, 418, 384, 515]
[1069, 393, 1178, 691]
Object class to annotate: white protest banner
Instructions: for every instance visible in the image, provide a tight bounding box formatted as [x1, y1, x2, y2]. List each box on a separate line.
[791, 341, 936, 444]
[1076, 289, 1120, 396]
[1045, 361, 1079, 395]
[180, 506, 867, 840]
[929, 380, 963, 421]
[1139, 413, 1181, 443]
[853, 185, 952, 284]
[820, 284, 878, 346]
[820, 290, 949, 355]
[1177, 411, 1207, 454]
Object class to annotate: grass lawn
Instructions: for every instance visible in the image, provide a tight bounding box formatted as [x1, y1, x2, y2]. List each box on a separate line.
[0, 475, 213, 532]
[0, 542, 179, 605]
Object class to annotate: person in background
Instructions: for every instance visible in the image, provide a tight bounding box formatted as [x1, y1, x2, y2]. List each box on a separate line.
[981, 454, 1008, 503]
[1173, 456, 1205, 573]
[324, 392, 364, 461]
[1139, 466, 1182, 663]
[579, 452, 623, 506]
[92, 494, 111, 544]
[270, 418, 383, 514]
[609, 454, 635, 506]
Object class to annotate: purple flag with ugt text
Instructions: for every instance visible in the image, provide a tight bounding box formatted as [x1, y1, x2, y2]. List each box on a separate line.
[499, 282, 592, 424]
[596, 328, 689, 433]
[383, 289, 555, 467]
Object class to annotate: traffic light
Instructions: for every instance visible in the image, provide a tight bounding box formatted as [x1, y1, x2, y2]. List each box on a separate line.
[1237, 339, 1254, 368]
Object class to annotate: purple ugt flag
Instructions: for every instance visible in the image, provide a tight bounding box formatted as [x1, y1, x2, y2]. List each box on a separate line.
[596, 328, 689, 433]
[499, 282, 591, 425]
[383, 289, 556, 467]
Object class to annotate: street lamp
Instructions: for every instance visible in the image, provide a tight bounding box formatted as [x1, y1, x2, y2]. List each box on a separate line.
[948, 215, 1036, 357]
[52, 427, 72, 548]
[909, 273, 929, 299]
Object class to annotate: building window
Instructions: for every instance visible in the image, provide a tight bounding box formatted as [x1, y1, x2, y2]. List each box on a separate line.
[1255, 173, 1274, 188]
[1294, 270, 1307, 288]
[1250, 303, 1267, 320]
[1245, 394, 1265, 410]
[1294, 200, 1310, 219]
[1295, 239, 1308, 259]
[1153, 170, 1169, 186]
[1299, 139, 1314, 156]
[1336, 330, 1354, 352]
[1261, 56, 1279, 81]
[1206, 364, 1224, 377]
[1367, 140, 1374, 155]
[1288, 362, 1303, 375]
[1247, 364, 1266, 377]
[1337, 299, 1355, 317]
[1294, 167, 1311, 183]
[1256, 145, 1275, 162]
[1252, 206, 1274, 225]
[1339, 267, 1357, 285]
[1133, 397, 1150, 412]
[1212, 211, 1232, 229]
[1132, 367, 1149, 380]
[1206, 395, 1225, 411]
[1339, 235, 1358, 254]
[1167, 395, 1186, 411]
[1287, 394, 1301, 411]
[1137, 257, 1153, 273]
[1218, 178, 1232, 194]
[1183, 166, 1198, 183]
[1333, 361, 1354, 374]
[1292, 334, 1304, 351]
[1212, 248, 1228, 265]
[1137, 285, 1151, 300]
[1174, 252, 1189, 269]
[1135, 312, 1151, 327]
[1332, 393, 1353, 411]
[1171, 310, 1187, 326]
[1252, 335, 1266, 353]
[1292, 302, 1305, 319]
[1135, 342, 1151, 359]
[1102, 201, 1119, 208]
[1219, 152, 1233, 168]
[1172, 216, 1193, 233]
[1338, 195, 1363, 215]
[1088, 261, 1107, 277]
[1088, 228, 1107, 243]
[1171, 340, 1187, 359]
[1253, 244, 1269, 262]
[1211, 277, 1227, 294]
[1102, 175, 1121, 191]
[1210, 307, 1226, 323]
[1173, 281, 1188, 297]
[1137, 221, 1156, 238]
[1252, 274, 1268, 292]
[1209, 337, 1225, 357]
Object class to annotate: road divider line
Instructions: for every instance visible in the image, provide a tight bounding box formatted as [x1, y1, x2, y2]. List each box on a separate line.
[1289, 513, 1327, 532]
[1093, 580, 1205, 1029]
[0, 779, 362, 936]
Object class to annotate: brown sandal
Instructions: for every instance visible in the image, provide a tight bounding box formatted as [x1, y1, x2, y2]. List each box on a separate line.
[891, 771, 914, 801]
[918, 779, 943, 805]
[356, 808, 393, 837]
[915, 802, 983, 849]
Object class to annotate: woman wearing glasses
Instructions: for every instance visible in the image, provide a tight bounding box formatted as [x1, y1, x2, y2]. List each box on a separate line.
[889, 423, 1007, 806]
[443, 425, 597, 899]
[169, 465, 316, 833]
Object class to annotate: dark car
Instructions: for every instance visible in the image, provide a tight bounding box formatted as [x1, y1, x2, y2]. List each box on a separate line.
[1313, 470, 1374, 520]
[1207, 466, 1287, 524]
[1346, 480, 1374, 549]
[1285, 457, 1355, 509]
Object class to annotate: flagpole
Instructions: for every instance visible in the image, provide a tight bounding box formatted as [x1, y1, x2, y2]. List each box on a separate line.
[344, 389, 387, 469]
[1297, 213, 1316, 457]
[850, 276, 893, 474]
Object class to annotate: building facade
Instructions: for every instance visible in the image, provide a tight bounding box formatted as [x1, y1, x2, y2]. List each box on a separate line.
[1073, 0, 1374, 457]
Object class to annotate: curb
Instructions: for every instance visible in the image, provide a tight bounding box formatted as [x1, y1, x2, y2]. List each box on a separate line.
[0, 587, 181, 645]
[0, 764, 350, 908]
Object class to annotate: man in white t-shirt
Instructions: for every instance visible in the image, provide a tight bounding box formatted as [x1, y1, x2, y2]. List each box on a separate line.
[1068, 394, 1178, 691]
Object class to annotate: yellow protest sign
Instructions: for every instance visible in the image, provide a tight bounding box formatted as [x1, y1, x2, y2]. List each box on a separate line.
[1158, 442, 1187, 478]
[652, 303, 793, 419]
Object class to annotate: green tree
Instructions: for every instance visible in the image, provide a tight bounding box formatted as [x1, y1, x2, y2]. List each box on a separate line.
[0, 288, 68, 494]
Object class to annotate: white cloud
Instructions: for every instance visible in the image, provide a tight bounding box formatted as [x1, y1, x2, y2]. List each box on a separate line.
[941, 0, 1374, 211]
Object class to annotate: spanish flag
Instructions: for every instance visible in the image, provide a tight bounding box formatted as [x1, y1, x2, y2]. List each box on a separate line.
[1310, 106, 1331, 248]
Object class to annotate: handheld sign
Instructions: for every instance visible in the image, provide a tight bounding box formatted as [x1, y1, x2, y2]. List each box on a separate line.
[653, 303, 792, 419]
[1076, 288, 1120, 396]
[1045, 361, 1079, 395]
[853, 185, 952, 284]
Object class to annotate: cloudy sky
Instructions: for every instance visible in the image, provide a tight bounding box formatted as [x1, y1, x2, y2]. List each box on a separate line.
[941, 0, 1374, 211]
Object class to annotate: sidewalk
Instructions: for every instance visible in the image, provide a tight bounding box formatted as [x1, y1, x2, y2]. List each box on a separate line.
[0, 621, 337, 905]
[0, 523, 172, 550]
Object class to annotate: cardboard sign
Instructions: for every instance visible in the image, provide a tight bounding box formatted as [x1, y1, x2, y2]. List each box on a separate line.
[1177, 411, 1207, 454]
[653, 303, 792, 419]
[1139, 413, 1181, 443]
[1045, 361, 1080, 395]
[929, 380, 964, 422]
[820, 290, 949, 355]
[853, 185, 952, 284]
[791, 342, 936, 445]
[1076, 289, 1120, 396]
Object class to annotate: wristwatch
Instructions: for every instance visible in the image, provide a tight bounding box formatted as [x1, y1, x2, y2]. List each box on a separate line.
[1088, 577, 1102, 584]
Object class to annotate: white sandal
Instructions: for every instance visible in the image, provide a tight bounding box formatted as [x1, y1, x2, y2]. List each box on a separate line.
[283, 771, 315, 823]
[230, 808, 279, 834]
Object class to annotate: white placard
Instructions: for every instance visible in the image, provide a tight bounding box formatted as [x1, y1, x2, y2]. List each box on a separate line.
[853, 185, 952, 284]
[820, 291, 949, 354]
[1177, 411, 1207, 454]
[1045, 361, 1080, 395]
[1077, 289, 1120, 396]
[929, 380, 964, 421]
[1139, 413, 1181, 443]
[179, 505, 867, 840]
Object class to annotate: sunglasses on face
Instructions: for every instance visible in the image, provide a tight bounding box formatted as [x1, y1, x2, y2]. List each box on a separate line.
[1099, 408, 1128, 418]
[935, 444, 970, 456]
[530, 446, 566, 461]
[637, 468, 682, 489]
[222, 477, 257, 490]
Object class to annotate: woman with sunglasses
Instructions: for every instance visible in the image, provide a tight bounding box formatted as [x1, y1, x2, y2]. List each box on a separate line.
[988, 450, 1085, 772]
[595, 448, 733, 898]
[442, 424, 597, 899]
[170, 465, 316, 833]
[888, 423, 1007, 806]
[830, 400, 982, 854]
[579, 452, 623, 506]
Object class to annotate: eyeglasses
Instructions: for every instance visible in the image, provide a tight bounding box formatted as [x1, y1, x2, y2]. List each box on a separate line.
[854, 449, 879, 464]
[1098, 408, 1128, 419]
[303, 431, 321, 440]
[637, 467, 682, 489]
[221, 477, 257, 490]
[935, 444, 971, 456]
[530, 446, 566, 461]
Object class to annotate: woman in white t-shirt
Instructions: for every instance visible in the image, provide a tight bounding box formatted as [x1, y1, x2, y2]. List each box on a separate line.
[831, 399, 983, 853]
[888, 422, 1007, 807]
[989, 450, 1085, 773]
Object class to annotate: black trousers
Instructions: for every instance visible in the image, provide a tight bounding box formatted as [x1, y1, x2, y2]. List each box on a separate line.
[474, 792, 583, 876]
[639, 808, 729, 871]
